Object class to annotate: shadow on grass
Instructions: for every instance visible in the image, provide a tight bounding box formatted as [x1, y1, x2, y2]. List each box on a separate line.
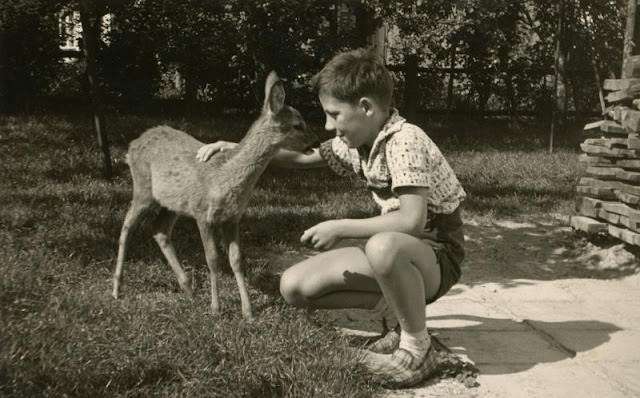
[42, 158, 131, 183]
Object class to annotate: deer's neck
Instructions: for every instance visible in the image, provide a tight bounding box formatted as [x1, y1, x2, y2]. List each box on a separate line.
[220, 127, 279, 190]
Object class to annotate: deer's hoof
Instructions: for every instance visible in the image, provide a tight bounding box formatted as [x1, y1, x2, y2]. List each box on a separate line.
[179, 283, 193, 299]
[242, 310, 254, 321]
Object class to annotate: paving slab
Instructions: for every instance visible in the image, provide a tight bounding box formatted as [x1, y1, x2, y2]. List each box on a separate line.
[427, 298, 525, 331]
[436, 329, 569, 367]
[382, 274, 640, 397]
[471, 280, 577, 302]
[562, 278, 640, 302]
[477, 362, 630, 398]
[546, 330, 640, 362]
[506, 300, 625, 329]
[597, 360, 640, 394]
[604, 299, 640, 329]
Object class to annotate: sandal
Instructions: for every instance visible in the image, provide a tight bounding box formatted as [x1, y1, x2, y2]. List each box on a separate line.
[368, 325, 400, 354]
[361, 345, 439, 388]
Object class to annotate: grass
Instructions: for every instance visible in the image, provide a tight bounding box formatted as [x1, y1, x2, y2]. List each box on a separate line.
[0, 112, 586, 397]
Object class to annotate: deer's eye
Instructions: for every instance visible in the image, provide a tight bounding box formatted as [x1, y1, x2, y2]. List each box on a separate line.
[293, 124, 304, 131]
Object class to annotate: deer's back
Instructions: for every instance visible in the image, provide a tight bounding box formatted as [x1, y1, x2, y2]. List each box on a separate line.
[128, 126, 228, 216]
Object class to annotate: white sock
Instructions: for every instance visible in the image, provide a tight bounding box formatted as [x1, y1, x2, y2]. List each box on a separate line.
[399, 328, 431, 360]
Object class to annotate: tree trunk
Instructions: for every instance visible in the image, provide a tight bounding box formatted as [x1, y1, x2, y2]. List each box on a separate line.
[478, 84, 488, 121]
[622, 0, 639, 77]
[79, 0, 112, 179]
[404, 54, 419, 121]
[354, 1, 376, 48]
[500, 48, 517, 126]
[550, 0, 566, 154]
[371, 23, 386, 60]
[505, 72, 517, 127]
[184, 70, 199, 115]
[331, 0, 339, 51]
[0, 27, 8, 114]
[446, 45, 456, 114]
[579, 6, 606, 113]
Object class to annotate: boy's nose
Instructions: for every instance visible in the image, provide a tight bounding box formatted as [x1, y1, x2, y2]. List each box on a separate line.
[324, 117, 335, 132]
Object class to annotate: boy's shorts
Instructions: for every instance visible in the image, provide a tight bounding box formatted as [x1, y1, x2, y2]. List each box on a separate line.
[336, 207, 465, 305]
[422, 207, 465, 304]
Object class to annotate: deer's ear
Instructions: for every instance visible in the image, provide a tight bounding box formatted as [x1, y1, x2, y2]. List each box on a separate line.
[265, 71, 285, 115]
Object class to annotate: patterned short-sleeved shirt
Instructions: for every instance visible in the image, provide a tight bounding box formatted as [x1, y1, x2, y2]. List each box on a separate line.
[319, 109, 466, 216]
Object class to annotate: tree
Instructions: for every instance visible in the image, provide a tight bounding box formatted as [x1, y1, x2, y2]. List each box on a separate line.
[77, 0, 113, 178]
[0, 0, 63, 113]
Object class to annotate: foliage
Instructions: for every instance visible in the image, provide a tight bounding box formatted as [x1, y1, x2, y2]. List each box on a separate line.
[86, 0, 358, 111]
[368, 0, 625, 114]
[0, 1, 65, 111]
[0, 0, 630, 116]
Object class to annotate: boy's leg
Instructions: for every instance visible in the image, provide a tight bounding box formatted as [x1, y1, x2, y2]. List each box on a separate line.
[279, 246, 383, 310]
[360, 231, 442, 388]
[364, 232, 440, 334]
[280, 233, 442, 387]
[280, 233, 442, 326]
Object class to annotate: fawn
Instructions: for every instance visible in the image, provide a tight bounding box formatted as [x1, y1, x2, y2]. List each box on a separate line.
[112, 71, 317, 319]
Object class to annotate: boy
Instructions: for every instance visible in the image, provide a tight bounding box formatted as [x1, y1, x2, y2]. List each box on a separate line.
[196, 48, 466, 388]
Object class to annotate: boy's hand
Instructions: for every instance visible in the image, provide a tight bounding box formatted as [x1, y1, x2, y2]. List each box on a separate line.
[196, 141, 237, 162]
[300, 220, 343, 250]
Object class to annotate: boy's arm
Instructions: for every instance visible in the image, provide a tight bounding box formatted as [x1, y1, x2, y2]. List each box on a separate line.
[197, 141, 327, 168]
[270, 147, 326, 168]
[301, 187, 428, 249]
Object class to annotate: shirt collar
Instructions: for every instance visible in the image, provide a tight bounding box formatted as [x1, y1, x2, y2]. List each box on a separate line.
[370, 108, 405, 153]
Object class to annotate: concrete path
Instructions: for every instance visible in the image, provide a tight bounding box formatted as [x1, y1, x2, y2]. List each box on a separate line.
[320, 216, 640, 397]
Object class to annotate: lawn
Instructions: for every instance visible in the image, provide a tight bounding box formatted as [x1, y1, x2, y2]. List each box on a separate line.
[0, 112, 585, 397]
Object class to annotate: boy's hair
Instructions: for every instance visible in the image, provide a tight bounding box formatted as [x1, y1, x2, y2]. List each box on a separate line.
[311, 48, 394, 108]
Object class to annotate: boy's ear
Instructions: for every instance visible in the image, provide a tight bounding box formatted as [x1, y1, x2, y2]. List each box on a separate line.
[264, 71, 285, 115]
[359, 97, 374, 116]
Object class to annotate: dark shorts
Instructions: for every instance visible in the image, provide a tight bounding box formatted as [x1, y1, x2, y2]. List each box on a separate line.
[421, 207, 465, 304]
[332, 207, 465, 305]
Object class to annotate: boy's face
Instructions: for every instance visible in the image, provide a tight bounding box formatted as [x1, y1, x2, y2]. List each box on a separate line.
[318, 93, 380, 149]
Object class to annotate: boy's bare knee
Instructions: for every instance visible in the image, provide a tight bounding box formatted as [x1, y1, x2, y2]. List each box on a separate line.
[365, 232, 400, 275]
[279, 268, 308, 307]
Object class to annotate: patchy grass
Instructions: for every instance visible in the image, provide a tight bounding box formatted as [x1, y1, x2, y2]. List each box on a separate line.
[0, 113, 584, 397]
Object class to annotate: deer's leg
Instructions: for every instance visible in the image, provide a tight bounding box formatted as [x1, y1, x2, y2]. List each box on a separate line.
[152, 208, 192, 297]
[224, 221, 252, 319]
[113, 199, 150, 299]
[197, 220, 222, 315]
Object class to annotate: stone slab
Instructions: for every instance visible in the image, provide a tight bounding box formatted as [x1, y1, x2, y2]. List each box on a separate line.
[473, 280, 577, 302]
[596, 360, 640, 395]
[543, 330, 640, 362]
[427, 298, 526, 331]
[477, 362, 630, 398]
[563, 278, 640, 302]
[436, 329, 569, 366]
[508, 300, 625, 331]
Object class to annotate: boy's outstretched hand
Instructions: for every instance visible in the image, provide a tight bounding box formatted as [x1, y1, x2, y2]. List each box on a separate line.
[301, 220, 343, 250]
[196, 141, 237, 162]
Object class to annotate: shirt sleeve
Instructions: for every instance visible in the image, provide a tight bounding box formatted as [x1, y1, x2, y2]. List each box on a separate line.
[385, 129, 432, 191]
[318, 137, 356, 177]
